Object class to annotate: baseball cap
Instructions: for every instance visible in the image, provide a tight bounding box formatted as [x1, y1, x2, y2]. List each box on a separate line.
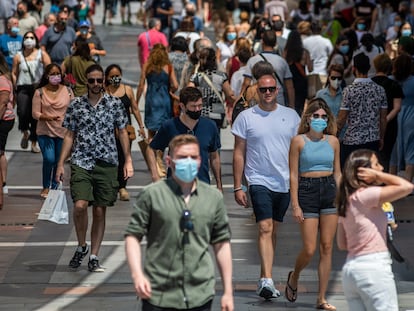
[78, 20, 90, 28]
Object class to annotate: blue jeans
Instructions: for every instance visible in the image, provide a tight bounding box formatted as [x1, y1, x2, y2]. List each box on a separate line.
[342, 252, 398, 311]
[38, 135, 63, 189]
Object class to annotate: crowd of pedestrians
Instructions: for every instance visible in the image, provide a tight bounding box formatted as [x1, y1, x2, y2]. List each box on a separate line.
[1, 0, 414, 310]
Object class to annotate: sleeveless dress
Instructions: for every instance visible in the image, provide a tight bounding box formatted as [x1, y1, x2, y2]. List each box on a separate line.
[144, 69, 171, 131]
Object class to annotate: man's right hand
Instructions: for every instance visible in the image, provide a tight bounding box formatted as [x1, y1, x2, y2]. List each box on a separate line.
[55, 165, 64, 183]
[234, 190, 248, 207]
[134, 276, 152, 299]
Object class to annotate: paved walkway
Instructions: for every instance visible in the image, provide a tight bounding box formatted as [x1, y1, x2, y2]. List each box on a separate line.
[0, 2, 413, 310]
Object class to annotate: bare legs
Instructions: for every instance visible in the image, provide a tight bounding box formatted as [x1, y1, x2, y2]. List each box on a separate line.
[258, 219, 279, 278]
[289, 214, 338, 303]
[73, 200, 107, 256]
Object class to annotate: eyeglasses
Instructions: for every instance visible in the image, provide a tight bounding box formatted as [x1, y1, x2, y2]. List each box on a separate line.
[258, 86, 277, 94]
[25, 36, 34, 39]
[312, 113, 328, 121]
[330, 76, 342, 81]
[87, 78, 103, 84]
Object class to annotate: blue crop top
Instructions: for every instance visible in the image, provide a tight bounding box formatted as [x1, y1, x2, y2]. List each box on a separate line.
[299, 135, 334, 173]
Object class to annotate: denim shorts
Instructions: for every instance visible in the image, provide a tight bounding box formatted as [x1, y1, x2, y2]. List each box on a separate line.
[298, 175, 337, 218]
[249, 185, 290, 222]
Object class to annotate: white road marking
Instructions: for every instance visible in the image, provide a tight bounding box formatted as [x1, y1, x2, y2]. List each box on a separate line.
[0, 239, 255, 247]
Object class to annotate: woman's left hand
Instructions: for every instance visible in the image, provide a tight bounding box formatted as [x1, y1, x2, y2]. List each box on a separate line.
[292, 206, 304, 223]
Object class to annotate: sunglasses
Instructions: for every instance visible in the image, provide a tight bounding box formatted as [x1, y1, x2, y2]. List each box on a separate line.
[180, 209, 193, 245]
[87, 78, 103, 84]
[187, 130, 194, 135]
[258, 86, 277, 94]
[330, 76, 342, 81]
[312, 113, 328, 121]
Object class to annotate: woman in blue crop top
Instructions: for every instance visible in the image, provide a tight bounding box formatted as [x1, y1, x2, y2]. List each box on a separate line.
[286, 98, 341, 311]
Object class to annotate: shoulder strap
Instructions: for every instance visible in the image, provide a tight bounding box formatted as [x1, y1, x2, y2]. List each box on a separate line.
[201, 72, 224, 104]
[259, 53, 284, 88]
[22, 53, 36, 83]
[145, 31, 152, 50]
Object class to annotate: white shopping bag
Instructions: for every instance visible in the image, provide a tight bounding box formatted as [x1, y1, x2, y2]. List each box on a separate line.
[38, 183, 69, 224]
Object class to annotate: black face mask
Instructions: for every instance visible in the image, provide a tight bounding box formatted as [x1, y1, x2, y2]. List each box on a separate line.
[17, 10, 25, 17]
[186, 110, 201, 120]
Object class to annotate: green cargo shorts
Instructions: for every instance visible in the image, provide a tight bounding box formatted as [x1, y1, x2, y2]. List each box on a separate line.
[70, 161, 119, 207]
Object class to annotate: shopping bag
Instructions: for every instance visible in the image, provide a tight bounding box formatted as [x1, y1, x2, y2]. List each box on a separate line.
[38, 183, 69, 224]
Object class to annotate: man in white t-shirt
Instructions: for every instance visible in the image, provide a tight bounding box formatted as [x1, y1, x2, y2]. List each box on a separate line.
[232, 61, 300, 301]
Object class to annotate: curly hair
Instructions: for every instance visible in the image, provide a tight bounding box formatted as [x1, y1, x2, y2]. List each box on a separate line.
[297, 98, 337, 135]
[145, 44, 171, 74]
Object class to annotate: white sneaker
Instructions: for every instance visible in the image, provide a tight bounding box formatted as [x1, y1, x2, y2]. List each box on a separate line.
[3, 185, 8, 195]
[256, 278, 280, 300]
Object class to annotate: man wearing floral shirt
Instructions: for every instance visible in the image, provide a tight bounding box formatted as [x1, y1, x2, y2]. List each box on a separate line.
[56, 64, 134, 272]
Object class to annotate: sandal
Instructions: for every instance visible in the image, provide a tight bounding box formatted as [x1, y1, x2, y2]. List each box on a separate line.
[285, 271, 297, 302]
[316, 301, 336, 311]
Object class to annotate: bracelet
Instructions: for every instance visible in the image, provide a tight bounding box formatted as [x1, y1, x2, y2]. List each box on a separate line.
[233, 187, 243, 193]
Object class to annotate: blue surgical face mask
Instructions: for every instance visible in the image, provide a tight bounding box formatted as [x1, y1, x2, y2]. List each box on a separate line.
[339, 45, 349, 54]
[394, 21, 402, 27]
[401, 29, 412, 37]
[173, 157, 198, 183]
[80, 28, 88, 35]
[226, 32, 237, 41]
[357, 23, 366, 31]
[310, 118, 327, 133]
[11, 26, 20, 35]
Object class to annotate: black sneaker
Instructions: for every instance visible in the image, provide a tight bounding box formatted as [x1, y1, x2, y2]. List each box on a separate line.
[69, 244, 89, 269]
[88, 257, 105, 272]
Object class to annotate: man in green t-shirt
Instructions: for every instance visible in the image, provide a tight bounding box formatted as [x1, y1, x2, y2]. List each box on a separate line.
[125, 134, 233, 311]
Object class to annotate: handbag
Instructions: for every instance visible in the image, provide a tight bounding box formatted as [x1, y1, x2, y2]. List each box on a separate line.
[138, 138, 166, 177]
[231, 86, 251, 124]
[64, 57, 76, 90]
[37, 183, 69, 224]
[200, 72, 227, 128]
[126, 124, 136, 141]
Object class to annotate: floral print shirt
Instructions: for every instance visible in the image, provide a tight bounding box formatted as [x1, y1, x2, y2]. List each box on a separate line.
[341, 78, 388, 145]
[63, 93, 128, 170]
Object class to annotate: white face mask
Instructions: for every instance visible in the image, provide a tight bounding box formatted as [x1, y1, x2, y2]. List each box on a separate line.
[23, 38, 35, 49]
[330, 79, 340, 90]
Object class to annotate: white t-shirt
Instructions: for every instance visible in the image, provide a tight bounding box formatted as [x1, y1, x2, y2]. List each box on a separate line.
[231, 65, 248, 97]
[231, 104, 300, 192]
[303, 35, 333, 76]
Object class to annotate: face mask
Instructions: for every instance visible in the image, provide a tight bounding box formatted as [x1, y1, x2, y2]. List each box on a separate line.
[339, 45, 349, 54]
[357, 23, 366, 31]
[23, 38, 35, 49]
[173, 157, 198, 183]
[59, 20, 67, 27]
[109, 76, 122, 86]
[17, 10, 25, 17]
[394, 21, 402, 27]
[310, 118, 327, 133]
[80, 28, 88, 35]
[186, 109, 201, 120]
[401, 29, 412, 37]
[330, 79, 340, 90]
[11, 27, 20, 35]
[49, 74, 61, 85]
[226, 32, 237, 41]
